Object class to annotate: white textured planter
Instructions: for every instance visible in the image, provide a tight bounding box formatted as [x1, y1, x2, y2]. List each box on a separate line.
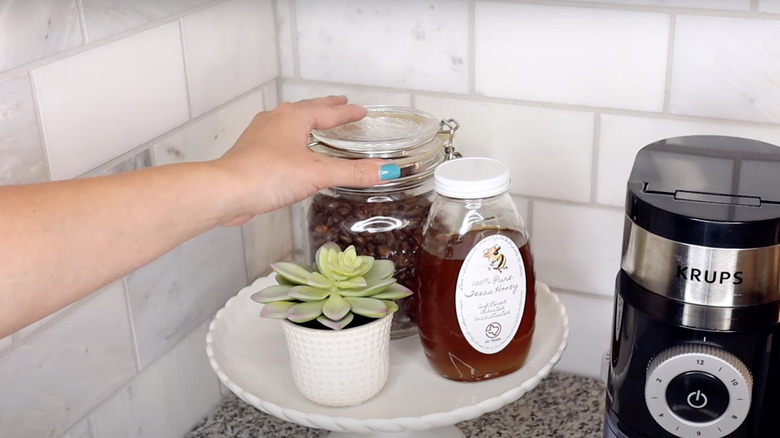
[282, 314, 393, 407]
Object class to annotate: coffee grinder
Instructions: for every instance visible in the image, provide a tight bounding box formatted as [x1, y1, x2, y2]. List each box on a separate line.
[603, 135, 780, 438]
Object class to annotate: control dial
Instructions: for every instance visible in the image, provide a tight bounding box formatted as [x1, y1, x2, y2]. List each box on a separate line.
[645, 344, 752, 438]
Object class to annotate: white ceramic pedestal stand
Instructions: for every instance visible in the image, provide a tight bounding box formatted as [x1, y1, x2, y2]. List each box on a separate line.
[207, 276, 568, 438]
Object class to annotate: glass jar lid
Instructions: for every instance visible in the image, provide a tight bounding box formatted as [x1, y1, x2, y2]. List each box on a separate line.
[311, 106, 441, 156]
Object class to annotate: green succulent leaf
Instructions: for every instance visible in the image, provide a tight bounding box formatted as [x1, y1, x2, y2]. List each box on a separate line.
[287, 300, 325, 323]
[288, 285, 331, 301]
[250, 285, 294, 303]
[383, 300, 399, 313]
[322, 293, 350, 321]
[338, 278, 396, 297]
[259, 301, 296, 318]
[369, 283, 414, 300]
[317, 313, 354, 330]
[335, 277, 368, 289]
[317, 242, 374, 281]
[271, 261, 314, 284]
[363, 259, 395, 282]
[274, 273, 297, 286]
[304, 271, 330, 288]
[344, 297, 389, 318]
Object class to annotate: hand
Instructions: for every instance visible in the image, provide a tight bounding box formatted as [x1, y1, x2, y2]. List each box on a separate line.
[214, 96, 395, 226]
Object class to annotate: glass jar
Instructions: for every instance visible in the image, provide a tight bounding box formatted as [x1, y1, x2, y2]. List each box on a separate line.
[303, 106, 459, 339]
[416, 157, 536, 381]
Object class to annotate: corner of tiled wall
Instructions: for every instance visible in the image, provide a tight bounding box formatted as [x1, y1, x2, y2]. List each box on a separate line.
[0, 1, 285, 437]
[276, 0, 780, 379]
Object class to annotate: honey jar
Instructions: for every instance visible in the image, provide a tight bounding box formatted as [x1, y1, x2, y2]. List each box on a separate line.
[417, 157, 536, 380]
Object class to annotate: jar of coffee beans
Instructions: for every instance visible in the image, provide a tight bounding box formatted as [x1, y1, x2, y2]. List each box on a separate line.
[304, 106, 459, 338]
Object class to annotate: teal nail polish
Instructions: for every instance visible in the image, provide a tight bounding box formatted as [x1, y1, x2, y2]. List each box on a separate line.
[379, 164, 401, 181]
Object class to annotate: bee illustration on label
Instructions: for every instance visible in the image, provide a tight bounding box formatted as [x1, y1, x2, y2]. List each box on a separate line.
[483, 245, 507, 272]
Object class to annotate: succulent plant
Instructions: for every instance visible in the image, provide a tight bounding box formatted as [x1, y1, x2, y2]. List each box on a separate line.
[250, 242, 413, 330]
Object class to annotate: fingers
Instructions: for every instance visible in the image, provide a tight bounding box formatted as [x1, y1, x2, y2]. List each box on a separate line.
[319, 157, 401, 189]
[295, 95, 368, 131]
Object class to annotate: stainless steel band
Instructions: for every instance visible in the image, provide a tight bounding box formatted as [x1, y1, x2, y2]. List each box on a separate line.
[621, 217, 780, 307]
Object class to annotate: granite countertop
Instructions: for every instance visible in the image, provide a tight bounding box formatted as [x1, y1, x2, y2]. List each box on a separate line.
[187, 372, 606, 438]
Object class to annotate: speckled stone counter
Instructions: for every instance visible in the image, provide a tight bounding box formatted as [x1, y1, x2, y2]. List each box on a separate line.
[186, 372, 606, 438]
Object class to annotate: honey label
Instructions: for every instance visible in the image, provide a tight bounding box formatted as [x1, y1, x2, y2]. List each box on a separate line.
[455, 234, 527, 354]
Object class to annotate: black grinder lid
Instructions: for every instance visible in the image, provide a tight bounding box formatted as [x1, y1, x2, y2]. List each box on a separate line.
[627, 135, 780, 248]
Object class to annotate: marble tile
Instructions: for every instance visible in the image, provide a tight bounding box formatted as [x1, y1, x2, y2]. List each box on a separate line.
[0, 282, 136, 438]
[0, 75, 48, 185]
[182, 0, 278, 117]
[596, 115, 780, 207]
[243, 208, 293, 282]
[263, 80, 279, 110]
[0, 335, 12, 355]
[281, 81, 412, 107]
[564, 0, 750, 10]
[0, 0, 83, 72]
[759, 1, 780, 13]
[35, 23, 188, 180]
[273, 0, 295, 78]
[551, 289, 613, 379]
[295, 0, 469, 94]
[152, 90, 265, 165]
[475, 3, 669, 112]
[670, 15, 780, 124]
[415, 96, 595, 203]
[91, 323, 221, 438]
[61, 421, 92, 438]
[531, 201, 624, 297]
[127, 226, 247, 368]
[88, 149, 152, 177]
[82, 0, 212, 42]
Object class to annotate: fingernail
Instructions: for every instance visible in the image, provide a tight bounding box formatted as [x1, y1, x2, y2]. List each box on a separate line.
[379, 164, 401, 181]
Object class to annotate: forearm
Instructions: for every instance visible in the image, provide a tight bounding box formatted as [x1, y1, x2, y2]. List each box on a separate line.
[0, 162, 232, 337]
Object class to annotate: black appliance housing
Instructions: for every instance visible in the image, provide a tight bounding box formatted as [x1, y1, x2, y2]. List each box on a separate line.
[604, 135, 780, 438]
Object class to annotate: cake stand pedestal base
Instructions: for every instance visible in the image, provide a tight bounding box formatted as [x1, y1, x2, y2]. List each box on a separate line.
[328, 425, 465, 437]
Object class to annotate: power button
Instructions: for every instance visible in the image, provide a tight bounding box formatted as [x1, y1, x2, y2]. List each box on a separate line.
[666, 371, 729, 423]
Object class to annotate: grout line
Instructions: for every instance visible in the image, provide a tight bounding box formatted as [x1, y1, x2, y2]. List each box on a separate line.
[550, 286, 615, 302]
[494, 0, 779, 19]
[663, 14, 677, 114]
[121, 276, 143, 372]
[289, 0, 301, 79]
[590, 113, 601, 204]
[76, 0, 89, 43]
[468, 0, 477, 95]
[178, 18, 195, 123]
[27, 70, 54, 182]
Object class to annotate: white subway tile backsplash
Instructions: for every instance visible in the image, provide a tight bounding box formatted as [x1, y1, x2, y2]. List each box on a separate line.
[127, 226, 247, 368]
[243, 208, 293, 282]
[670, 15, 780, 124]
[61, 421, 92, 438]
[759, 1, 780, 13]
[82, 0, 212, 42]
[596, 115, 780, 207]
[153, 89, 265, 165]
[281, 81, 412, 107]
[475, 3, 669, 112]
[0, 0, 83, 72]
[91, 323, 221, 438]
[0, 282, 136, 438]
[531, 201, 623, 297]
[35, 23, 189, 180]
[182, 0, 278, 117]
[0, 335, 11, 354]
[564, 0, 751, 11]
[0, 75, 48, 185]
[415, 96, 595, 202]
[273, 0, 295, 78]
[295, 0, 469, 93]
[551, 289, 613, 379]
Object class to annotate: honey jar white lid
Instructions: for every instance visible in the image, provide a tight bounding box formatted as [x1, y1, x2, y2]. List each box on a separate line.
[434, 157, 511, 199]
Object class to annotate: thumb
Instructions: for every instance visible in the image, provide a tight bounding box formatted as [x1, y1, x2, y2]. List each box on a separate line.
[321, 158, 401, 189]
